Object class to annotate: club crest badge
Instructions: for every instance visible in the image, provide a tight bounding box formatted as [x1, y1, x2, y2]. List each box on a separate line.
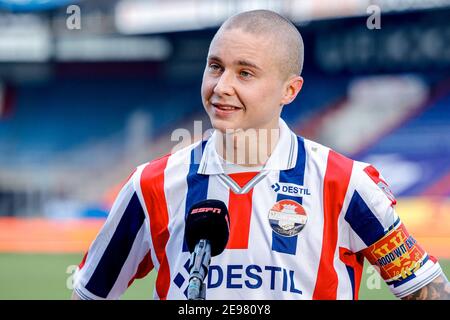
[268, 199, 307, 237]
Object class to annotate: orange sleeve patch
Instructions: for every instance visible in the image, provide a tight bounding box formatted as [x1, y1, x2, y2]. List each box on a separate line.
[362, 223, 427, 282]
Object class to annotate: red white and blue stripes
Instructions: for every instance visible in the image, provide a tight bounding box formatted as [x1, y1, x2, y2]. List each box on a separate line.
[74, 119, 443, 300]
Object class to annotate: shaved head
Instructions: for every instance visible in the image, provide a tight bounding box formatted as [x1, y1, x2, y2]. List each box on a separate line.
[202, 9, 305, 134]
[214, 9, 304, 79]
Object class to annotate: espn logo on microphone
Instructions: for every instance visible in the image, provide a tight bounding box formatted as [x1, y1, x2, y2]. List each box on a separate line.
[191, 207, 222, 214]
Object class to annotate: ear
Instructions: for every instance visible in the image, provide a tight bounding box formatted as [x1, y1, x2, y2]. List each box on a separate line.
[280, 76, 303, 105]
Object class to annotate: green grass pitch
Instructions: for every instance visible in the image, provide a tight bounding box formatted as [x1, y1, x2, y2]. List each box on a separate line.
[0, 253, 448, 300]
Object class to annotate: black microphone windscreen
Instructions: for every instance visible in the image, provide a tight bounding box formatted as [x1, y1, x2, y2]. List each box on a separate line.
[185, 199, 230, 256]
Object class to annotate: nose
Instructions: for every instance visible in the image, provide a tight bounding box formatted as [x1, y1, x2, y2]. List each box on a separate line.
[213, 70, 235, 96]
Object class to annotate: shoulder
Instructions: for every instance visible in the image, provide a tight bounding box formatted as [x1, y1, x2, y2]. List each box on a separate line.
[310, 138, 396, 206]
[300, 136, 387, 191]
[136, 139, 205, 186]
[301, 136, 376, 172]
[300, 137, 352, 165]
[300, 136, 357, 174]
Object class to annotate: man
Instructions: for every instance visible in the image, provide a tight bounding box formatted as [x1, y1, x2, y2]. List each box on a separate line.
[72, 10, 449, 300]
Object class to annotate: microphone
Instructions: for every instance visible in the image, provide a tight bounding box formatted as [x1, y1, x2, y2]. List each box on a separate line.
[184, 199, 230, 300]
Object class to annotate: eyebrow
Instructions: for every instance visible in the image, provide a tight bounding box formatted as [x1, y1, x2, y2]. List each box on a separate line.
[208, 55, 262, 71]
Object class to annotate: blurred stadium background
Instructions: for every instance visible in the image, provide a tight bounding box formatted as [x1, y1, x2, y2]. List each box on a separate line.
[0, 0, 449, 300]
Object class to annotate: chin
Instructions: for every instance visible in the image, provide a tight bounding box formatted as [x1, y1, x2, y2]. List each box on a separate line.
[209, 118, 241, 133]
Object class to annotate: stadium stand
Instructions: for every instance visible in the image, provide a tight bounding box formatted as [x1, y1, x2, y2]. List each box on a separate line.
[356, 78, 450, 197]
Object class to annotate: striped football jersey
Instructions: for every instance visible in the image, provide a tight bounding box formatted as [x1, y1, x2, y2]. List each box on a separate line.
[73, 119, 443, 300]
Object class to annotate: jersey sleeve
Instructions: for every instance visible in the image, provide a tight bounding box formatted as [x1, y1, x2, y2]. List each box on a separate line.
[345, 164, 443, 298]
[73, 170, 153, 300]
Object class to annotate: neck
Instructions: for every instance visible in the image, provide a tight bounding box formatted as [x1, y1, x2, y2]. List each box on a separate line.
[215, 126, 280, 167]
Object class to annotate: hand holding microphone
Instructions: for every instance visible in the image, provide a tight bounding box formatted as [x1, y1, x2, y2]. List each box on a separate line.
[184, 199, 230, 300]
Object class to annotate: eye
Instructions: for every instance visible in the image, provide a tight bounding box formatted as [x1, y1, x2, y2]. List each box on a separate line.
[239, 70, 253, 79]
[208, 63, 222, 72]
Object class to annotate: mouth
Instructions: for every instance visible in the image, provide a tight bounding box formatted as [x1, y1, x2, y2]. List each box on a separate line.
[211, 103, 243, 116]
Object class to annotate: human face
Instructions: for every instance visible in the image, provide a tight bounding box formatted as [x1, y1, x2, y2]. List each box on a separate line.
[201, 28, 290, 133]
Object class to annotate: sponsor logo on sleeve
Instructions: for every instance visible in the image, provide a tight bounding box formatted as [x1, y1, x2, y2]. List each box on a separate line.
[364, 165, 397, 205]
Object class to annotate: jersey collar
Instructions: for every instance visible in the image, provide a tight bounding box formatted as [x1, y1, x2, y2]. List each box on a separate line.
[197, 118, 298, 175]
